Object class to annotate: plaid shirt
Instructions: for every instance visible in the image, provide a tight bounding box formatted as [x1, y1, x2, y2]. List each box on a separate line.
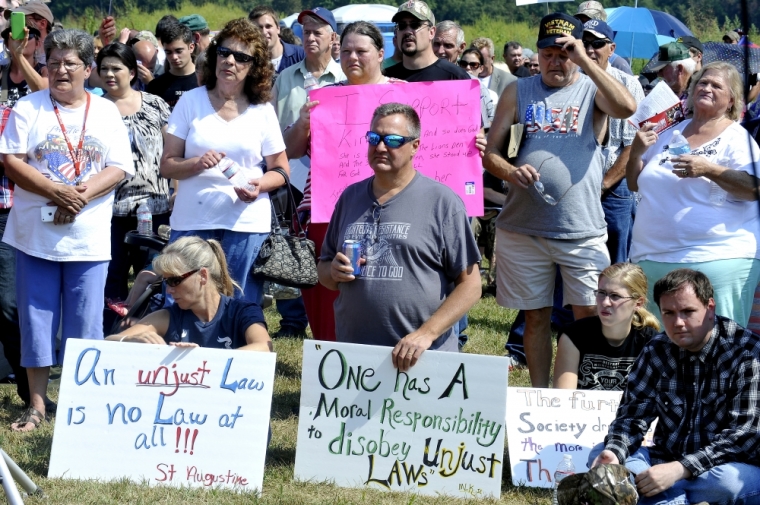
[0, 105, 14, 208]
[605, 316, 760, 477]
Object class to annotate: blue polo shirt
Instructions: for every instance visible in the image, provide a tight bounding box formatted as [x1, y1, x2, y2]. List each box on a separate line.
[277, 41, 305, 75]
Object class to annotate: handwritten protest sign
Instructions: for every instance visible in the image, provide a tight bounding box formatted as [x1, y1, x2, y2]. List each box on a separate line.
[294, 341, 508, 498]
[506, 388, 656, 488]
[49, 339, 276, 493]
[309, 80, 483, 223]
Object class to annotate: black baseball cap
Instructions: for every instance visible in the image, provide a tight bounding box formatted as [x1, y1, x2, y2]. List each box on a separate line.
[537, 12, 583, 49]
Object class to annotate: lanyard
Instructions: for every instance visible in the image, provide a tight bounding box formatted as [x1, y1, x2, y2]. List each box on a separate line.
[51, 92, 90, 185]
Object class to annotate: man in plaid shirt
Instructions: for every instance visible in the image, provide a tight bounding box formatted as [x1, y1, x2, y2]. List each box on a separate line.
[591, 269, 760, 504]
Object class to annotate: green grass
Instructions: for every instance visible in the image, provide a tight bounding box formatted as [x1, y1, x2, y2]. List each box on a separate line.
[0, 287, 562, 504]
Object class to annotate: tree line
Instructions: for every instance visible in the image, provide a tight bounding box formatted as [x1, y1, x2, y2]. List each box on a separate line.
[50, 0, 759, 34]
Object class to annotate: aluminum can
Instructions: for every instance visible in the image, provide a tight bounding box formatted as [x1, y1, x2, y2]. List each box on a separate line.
[342, 240, 362, 276]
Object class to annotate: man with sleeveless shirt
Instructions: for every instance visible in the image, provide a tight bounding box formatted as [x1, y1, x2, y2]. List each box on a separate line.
[483, 13, 636, 388]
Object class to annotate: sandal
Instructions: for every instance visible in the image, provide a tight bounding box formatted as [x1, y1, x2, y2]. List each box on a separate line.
[11, 406, 49, 432]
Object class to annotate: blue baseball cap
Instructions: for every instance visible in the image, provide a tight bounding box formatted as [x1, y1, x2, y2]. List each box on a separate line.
[583, 19, 614, 41]
[298, 7, 338, 33]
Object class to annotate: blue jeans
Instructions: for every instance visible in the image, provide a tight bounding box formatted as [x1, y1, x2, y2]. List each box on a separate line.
[276, 297, 308, 331]
[587, 444, 760, 505]
[601, 177, 635, 264]
[168, 229, 268, 305]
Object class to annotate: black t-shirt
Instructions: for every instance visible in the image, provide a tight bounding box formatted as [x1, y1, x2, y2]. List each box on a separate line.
[146, 72, 198, 110]
[384, 58, 470, 82]
[563, 316, 656, 391]
[513, 66, 531, 78]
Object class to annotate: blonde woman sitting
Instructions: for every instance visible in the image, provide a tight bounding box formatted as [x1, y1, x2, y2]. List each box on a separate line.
[108, 236, 271, 351]
[553, 263, 659, 390]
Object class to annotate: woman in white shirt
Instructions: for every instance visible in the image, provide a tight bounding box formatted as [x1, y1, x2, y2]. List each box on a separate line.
[0, 30, 133, 431]
[161, 18, 289, 305]
[628, 62, 760, 325]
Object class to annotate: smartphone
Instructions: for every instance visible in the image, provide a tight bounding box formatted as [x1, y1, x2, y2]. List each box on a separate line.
[10, 12, 24, 41]
[41, 205, 56, 223]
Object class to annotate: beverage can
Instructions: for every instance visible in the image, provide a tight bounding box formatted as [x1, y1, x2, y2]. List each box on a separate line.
[342, 240, 362, 276]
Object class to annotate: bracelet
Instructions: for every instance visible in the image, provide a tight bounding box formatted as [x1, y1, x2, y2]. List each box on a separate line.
[119, 335, 127, 342]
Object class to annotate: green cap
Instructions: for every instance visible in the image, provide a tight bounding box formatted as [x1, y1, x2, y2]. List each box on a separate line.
[557, 464, 638, 505]
[392, 0, 435, 25]
[178, 14, 208, 32]
[650, 42, 691, 71]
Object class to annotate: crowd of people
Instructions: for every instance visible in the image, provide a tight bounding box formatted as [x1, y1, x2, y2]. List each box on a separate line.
[0, 0, 758, 501]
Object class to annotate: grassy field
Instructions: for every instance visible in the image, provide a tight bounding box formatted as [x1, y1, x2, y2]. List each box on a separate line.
[0, 292, 561, 505]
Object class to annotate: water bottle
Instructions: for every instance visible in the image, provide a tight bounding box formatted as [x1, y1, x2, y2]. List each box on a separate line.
[668, 130, 691, 156]
[217, 157, 256, 192]
[552, 454, 575, 505]
[303, 71, 319, 91]
[136, 201, 152, 236]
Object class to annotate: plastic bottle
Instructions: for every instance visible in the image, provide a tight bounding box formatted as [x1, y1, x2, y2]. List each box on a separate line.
[552, 454, 575, 505]
[136, 200, 152, 236]
[217, 157, 256, 192]
[668, 130, 691, 156]
[303, 71, 319, 91]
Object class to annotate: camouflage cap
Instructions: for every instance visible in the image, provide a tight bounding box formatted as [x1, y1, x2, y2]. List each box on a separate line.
[558, 464, 638, 505]
[392, 0, 435, 26]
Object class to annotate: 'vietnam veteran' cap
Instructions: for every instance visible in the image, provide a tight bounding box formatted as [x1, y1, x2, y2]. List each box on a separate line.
[537, 12, 583, 49]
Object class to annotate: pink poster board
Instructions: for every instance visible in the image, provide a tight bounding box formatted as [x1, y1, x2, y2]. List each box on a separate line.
[309, 80, 483, 223]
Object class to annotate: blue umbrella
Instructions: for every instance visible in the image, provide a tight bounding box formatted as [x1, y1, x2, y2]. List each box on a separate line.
[606, 7, 693, 59]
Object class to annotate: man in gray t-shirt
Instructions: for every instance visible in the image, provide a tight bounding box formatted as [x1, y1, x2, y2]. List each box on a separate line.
[318, 103, 481, 372]
[483, 12, 636, 388]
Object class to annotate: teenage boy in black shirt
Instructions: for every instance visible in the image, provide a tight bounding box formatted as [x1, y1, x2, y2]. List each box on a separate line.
[147, 23, 197, 110]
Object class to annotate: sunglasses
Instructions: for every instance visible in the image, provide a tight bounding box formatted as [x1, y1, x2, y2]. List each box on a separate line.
[164, 269, 199, 288]
[458, 60, 481, 69]
[366, 131, 417, 148]
[217, 46, 254, 63]
[583, 39, 610, 49]
[395, 21, 429, 32]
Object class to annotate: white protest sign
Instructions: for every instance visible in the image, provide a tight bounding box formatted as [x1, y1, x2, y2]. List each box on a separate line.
[506, 388, 656, 488]
[294, 341, 508, 498]
[49, 339, 276, 493]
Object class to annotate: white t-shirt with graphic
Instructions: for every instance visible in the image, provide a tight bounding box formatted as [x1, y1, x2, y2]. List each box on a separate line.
[631, 120, 760, 263]
[0, 90, 133, 261]
[166, 86, 286, 233]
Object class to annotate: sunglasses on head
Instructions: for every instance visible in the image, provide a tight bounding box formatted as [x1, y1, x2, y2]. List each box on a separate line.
[164, 269, 199, 287]
[583, 39, 610, 49]
[366, 131, 417, 148]
[458, 60, 481, 69]
[395, 21, 428, 32]
[216, 46, 254, 63]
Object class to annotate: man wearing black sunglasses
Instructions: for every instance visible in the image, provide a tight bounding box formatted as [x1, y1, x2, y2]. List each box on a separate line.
[384, 0, 469, 83]
[318, 103, 481, 372]
[582, 19, 644, 265]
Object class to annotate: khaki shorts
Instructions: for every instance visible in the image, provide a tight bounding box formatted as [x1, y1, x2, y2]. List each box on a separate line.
[495, 228, 610, 310]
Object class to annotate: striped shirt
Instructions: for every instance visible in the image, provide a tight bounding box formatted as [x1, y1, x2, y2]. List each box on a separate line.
[604, 316, 760, 477]
[0, 105, 14, 208]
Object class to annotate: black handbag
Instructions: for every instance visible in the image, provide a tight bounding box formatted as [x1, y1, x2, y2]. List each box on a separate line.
[252, 168, 318, 289]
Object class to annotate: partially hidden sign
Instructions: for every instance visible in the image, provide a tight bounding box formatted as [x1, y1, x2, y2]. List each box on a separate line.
[309, 80, 483, 223]
[294, 341, 508, 498]
[49, 339, 276, 493]
[506, 388, 656, 488]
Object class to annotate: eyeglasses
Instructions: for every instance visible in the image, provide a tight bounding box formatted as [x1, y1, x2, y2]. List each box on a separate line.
[395, 21, 429, 32]
[529, 63, 540, 68]
[366, 131, 417, 148]
[458, 60, 481, 69]
[593, 290, 636, 303]
[216, 46, 254, 63]
[48, 61, 84, 72]
[583, 39, 610, 49]
[164, 269, 199, 288]
[533, 156, 572, 205]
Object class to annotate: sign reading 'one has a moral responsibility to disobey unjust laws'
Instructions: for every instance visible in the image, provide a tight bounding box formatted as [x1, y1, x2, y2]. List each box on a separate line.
[48, 339, 276, 492]
[294, 341, 508, 499]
